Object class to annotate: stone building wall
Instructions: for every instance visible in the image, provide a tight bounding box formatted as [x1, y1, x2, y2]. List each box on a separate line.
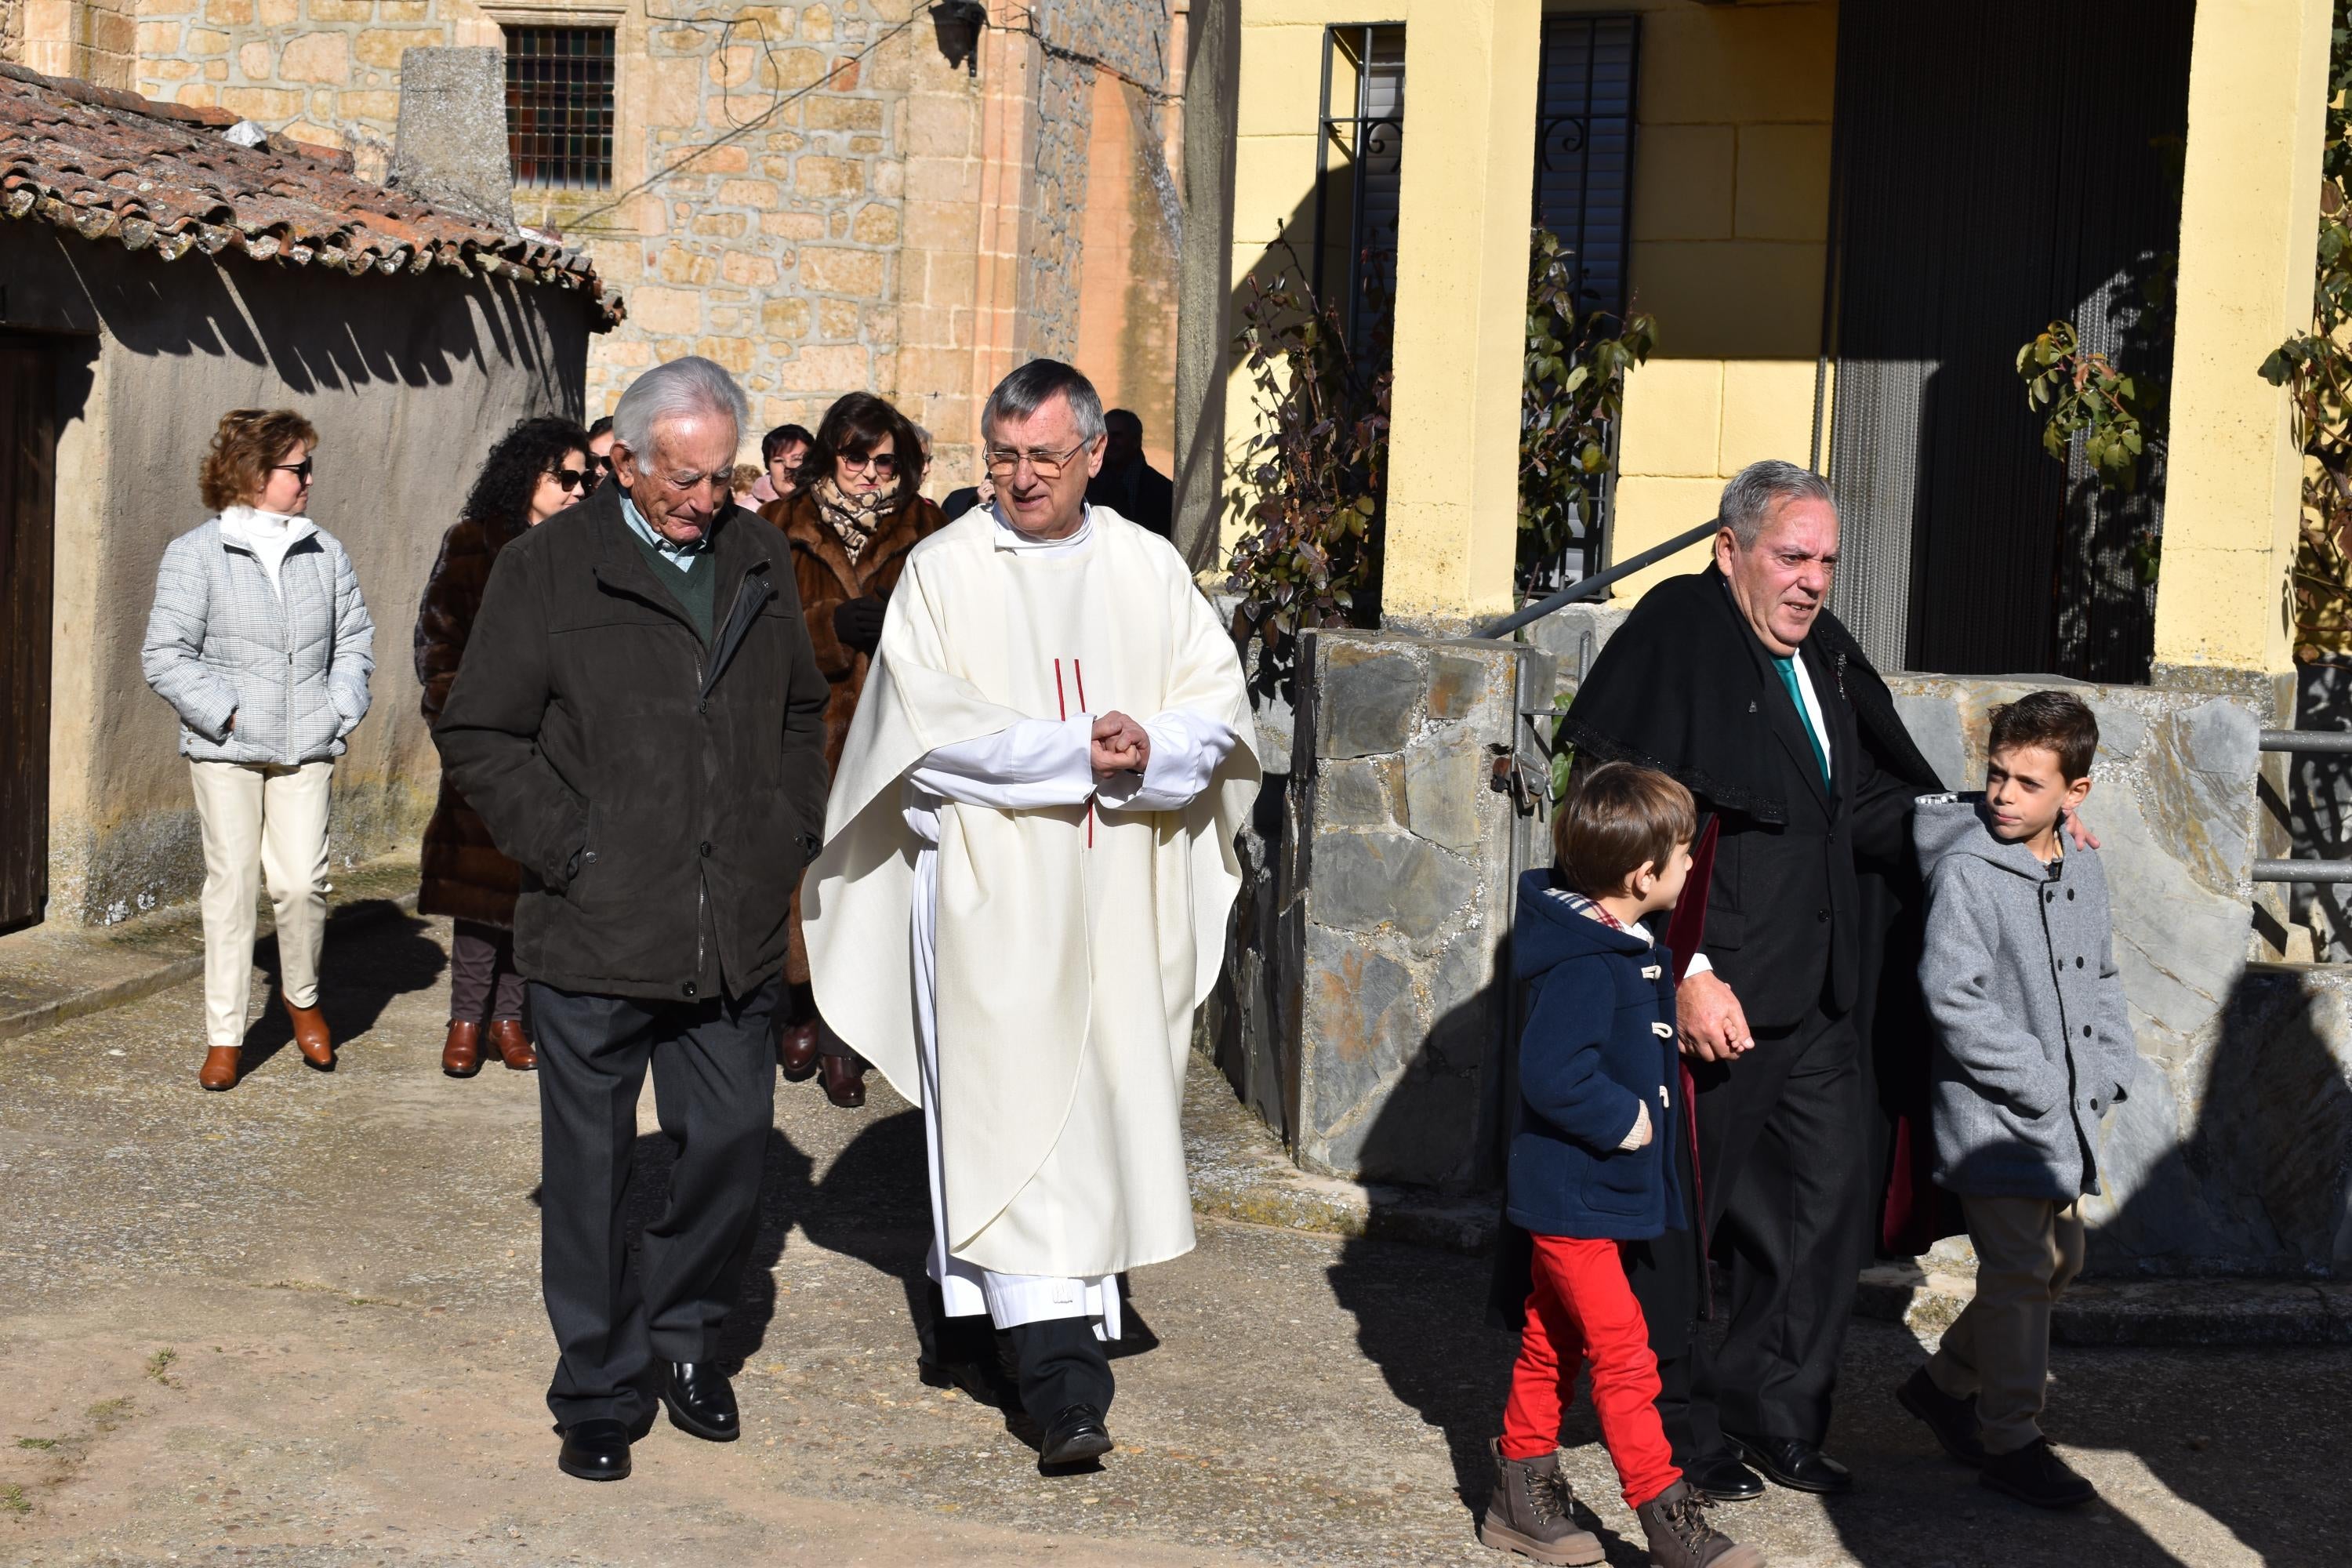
[16, 0, 1191, 482]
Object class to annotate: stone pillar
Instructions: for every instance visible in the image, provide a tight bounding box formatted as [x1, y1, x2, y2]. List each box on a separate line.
[1377, 0, 1542, 630]
[2149, 0, 2332, 690]
[387, 47, 516, 234]
[1273, 630, 1553, 1189]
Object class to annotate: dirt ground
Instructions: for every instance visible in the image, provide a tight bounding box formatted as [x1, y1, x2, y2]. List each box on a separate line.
[1, 910, 2343, 1567]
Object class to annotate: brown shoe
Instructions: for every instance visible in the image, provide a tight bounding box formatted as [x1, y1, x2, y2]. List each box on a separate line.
[283, 997, 335, 1070]
[489, 1018, 537, 1071]
[1637, 1479, 1766, 1568]
[442, 1020, 483, 1077]
[819, 1052, 866, 1109]
[777, 1019, 820, 1080]
[1479, 1441, 1602, 1565]
[199, 1046, 241, 1091]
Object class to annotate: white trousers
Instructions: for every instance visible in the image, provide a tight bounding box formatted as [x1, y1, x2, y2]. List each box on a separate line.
[189, 759, 333, 1047]
[913, 840, 1120, 1340]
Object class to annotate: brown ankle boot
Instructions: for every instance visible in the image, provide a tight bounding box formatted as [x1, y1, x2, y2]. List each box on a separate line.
[819, 1052, 867, 1108]
[441, 1020, 483, 1077]
[1637, 1480, 1765, 1568]
[1478, 1440, 1602, 1566]
[199, 1047, 241, 1091]
[488, 1018, 537, 1071]
[283, 998, 334, 1069]
[776, 1019, 820, 1080]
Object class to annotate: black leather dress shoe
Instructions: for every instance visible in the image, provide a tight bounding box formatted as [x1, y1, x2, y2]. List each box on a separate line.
[662, 1361, 740, 1443]
[1681, 1449, 1766, 1501]
[1896, 1366, 1988, 1468]
[1039, 1403, 1113, 1468]
[1726, 1432, 1853, 1494]
[557, 1418, 632, 1482]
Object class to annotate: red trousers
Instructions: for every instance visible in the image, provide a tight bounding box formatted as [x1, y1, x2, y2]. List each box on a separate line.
[1500, 1232, 1681, 1511]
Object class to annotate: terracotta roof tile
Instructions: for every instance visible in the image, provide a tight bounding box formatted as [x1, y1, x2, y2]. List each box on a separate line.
[0, 63, 622, 329]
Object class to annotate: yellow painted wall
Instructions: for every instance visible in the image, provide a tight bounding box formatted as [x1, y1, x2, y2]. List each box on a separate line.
[1223, 0, 1837, 617]
[2149, 0, 2332, 680]
[1573, 0, 1838, 602]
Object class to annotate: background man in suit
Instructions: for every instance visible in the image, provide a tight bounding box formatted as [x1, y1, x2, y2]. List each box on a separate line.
[1084, 408, 1174, 538]
[1560, 460, 1944, 1502]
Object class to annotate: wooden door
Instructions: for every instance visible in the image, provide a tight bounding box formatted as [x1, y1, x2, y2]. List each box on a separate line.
[0, 341, 56, 933]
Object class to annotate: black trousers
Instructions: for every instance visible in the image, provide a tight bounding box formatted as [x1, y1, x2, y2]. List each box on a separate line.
[1630, 1007, 1867, 1455]
[1007, 1317, 1115, 1428]
[532, 976, 780, 1428]
[449, 920, 526, 1025]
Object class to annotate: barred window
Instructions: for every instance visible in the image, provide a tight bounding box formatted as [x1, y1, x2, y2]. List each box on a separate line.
[505, 27, 615, 191]
[1533, 15, 1639, 319]
[1313, 24, 1406, 356]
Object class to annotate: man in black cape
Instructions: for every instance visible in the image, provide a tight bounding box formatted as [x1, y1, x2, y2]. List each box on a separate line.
[1554, 460, 1947, 1500]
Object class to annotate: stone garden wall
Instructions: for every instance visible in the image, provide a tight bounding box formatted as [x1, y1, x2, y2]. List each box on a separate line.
[1217, 603, 2352, 1275]
[1210, 629, 1555, 1194]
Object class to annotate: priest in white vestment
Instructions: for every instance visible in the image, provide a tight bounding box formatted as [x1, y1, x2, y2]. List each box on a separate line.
[804, 360, 1258, 1470]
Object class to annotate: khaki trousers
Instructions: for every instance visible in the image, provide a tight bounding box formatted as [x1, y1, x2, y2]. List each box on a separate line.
[1926, 1195, 2086, 1454]
[189, 760, 333, 1048]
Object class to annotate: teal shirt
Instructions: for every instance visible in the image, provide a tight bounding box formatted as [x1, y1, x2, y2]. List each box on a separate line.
[1770, 653, 1830, 789]
[619, 496, 715, 644]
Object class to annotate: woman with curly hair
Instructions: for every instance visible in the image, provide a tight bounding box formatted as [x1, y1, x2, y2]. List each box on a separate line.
[415, 414, 593, 1076]
[142, 408, 376, 1091]
[761, 391, 946, 1108]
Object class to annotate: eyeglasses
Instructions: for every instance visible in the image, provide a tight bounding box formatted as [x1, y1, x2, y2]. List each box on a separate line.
[983, 438, 1091, 480]
[551, 467, 588, 492]
[272, 459, 314, 483]
[840, 452, 899, 477]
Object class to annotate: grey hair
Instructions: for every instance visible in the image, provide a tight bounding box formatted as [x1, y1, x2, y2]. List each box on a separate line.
[980, 358, 1105, 444]
[610, 356, 751, 459]
[1719, 459, 1835, 546]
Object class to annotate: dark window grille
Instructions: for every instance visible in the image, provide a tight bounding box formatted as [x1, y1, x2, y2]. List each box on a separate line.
[1312, 24, 1405, 356]
[505, 26, 615, 191]
[1533, 15, 1639, 320]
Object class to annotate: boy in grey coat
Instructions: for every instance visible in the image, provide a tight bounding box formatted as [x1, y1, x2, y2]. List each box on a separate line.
[1896, 691, 2133, 1511]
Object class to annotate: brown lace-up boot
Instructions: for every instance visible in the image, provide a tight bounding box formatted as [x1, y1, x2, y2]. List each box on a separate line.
[1637, 1479, 1766, 1568]
[1478, 1440, 1603, 1565]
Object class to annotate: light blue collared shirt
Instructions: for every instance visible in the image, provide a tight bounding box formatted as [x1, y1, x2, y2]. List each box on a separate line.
[620, 492, 709, 572]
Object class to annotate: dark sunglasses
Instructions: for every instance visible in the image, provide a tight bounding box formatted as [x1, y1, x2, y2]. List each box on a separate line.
[551, 466, 589, 492]
[841, 451, 899, 476]
[271, 459, 314, 482]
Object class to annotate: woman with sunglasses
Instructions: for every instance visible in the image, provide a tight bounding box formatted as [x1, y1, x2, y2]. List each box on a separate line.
[414, 415, 593, 1077]
[142, 409, 376, 1091]
[760, 390, 946, 1108]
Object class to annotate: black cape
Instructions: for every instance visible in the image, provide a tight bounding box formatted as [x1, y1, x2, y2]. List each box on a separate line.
[1489, 568, 1952, 1334]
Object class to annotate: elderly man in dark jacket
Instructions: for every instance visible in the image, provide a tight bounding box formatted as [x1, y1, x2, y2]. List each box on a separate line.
[435, 356, 830, 1484]
[1560, 459, 1947, 1502]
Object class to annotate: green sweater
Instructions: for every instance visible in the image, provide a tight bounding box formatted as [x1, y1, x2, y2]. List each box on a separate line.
[624, 528, 715, 644]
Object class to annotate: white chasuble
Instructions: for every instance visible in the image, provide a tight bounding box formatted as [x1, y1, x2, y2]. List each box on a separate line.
[804, 506, 1258, 1297]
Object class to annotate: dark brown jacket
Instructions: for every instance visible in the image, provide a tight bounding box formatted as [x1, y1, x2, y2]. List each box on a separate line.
[760, 487, 946, 771]
[434, 488, 831, 1002]
[761, 486, 944, 983]
[415, 513, 526, 927]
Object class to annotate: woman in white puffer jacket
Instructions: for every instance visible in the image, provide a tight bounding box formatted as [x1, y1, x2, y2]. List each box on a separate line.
[141, 408, 375, 1091]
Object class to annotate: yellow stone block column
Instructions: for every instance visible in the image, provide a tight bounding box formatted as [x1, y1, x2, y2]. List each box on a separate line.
[2151, 0, 2332, 684]
[1377, 0, 1542, 629]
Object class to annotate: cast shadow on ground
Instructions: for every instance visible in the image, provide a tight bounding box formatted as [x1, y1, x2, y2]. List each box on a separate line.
[1316, 978, 2261, 1566]
[238, 906, 446, 1070]
[616, 1103, 1162, 1393]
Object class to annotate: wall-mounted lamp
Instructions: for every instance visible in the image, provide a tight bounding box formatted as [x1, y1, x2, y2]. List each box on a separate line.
[930, 0, 986, 74]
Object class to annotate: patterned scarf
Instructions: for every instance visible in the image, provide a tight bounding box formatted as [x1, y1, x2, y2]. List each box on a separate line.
[812, 474, 900, 564]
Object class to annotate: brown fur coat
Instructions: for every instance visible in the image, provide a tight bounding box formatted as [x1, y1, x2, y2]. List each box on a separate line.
[415, 513, 526, 927]
[763, 485, 945, 981]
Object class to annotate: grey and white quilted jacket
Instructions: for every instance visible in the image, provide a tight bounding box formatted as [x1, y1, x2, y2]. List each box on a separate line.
[140, 517, 376, 765]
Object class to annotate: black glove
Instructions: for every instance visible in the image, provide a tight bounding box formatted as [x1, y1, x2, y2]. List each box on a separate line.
[833, 594, 887, 654]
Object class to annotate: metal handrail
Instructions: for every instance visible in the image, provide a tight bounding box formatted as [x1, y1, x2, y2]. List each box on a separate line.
[2261, 729, 2352, 753]
[1481, 518, 1720, 640]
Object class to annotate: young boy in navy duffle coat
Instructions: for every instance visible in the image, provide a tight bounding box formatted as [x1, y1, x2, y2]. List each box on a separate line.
[1482, 763, 1762, 1568]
